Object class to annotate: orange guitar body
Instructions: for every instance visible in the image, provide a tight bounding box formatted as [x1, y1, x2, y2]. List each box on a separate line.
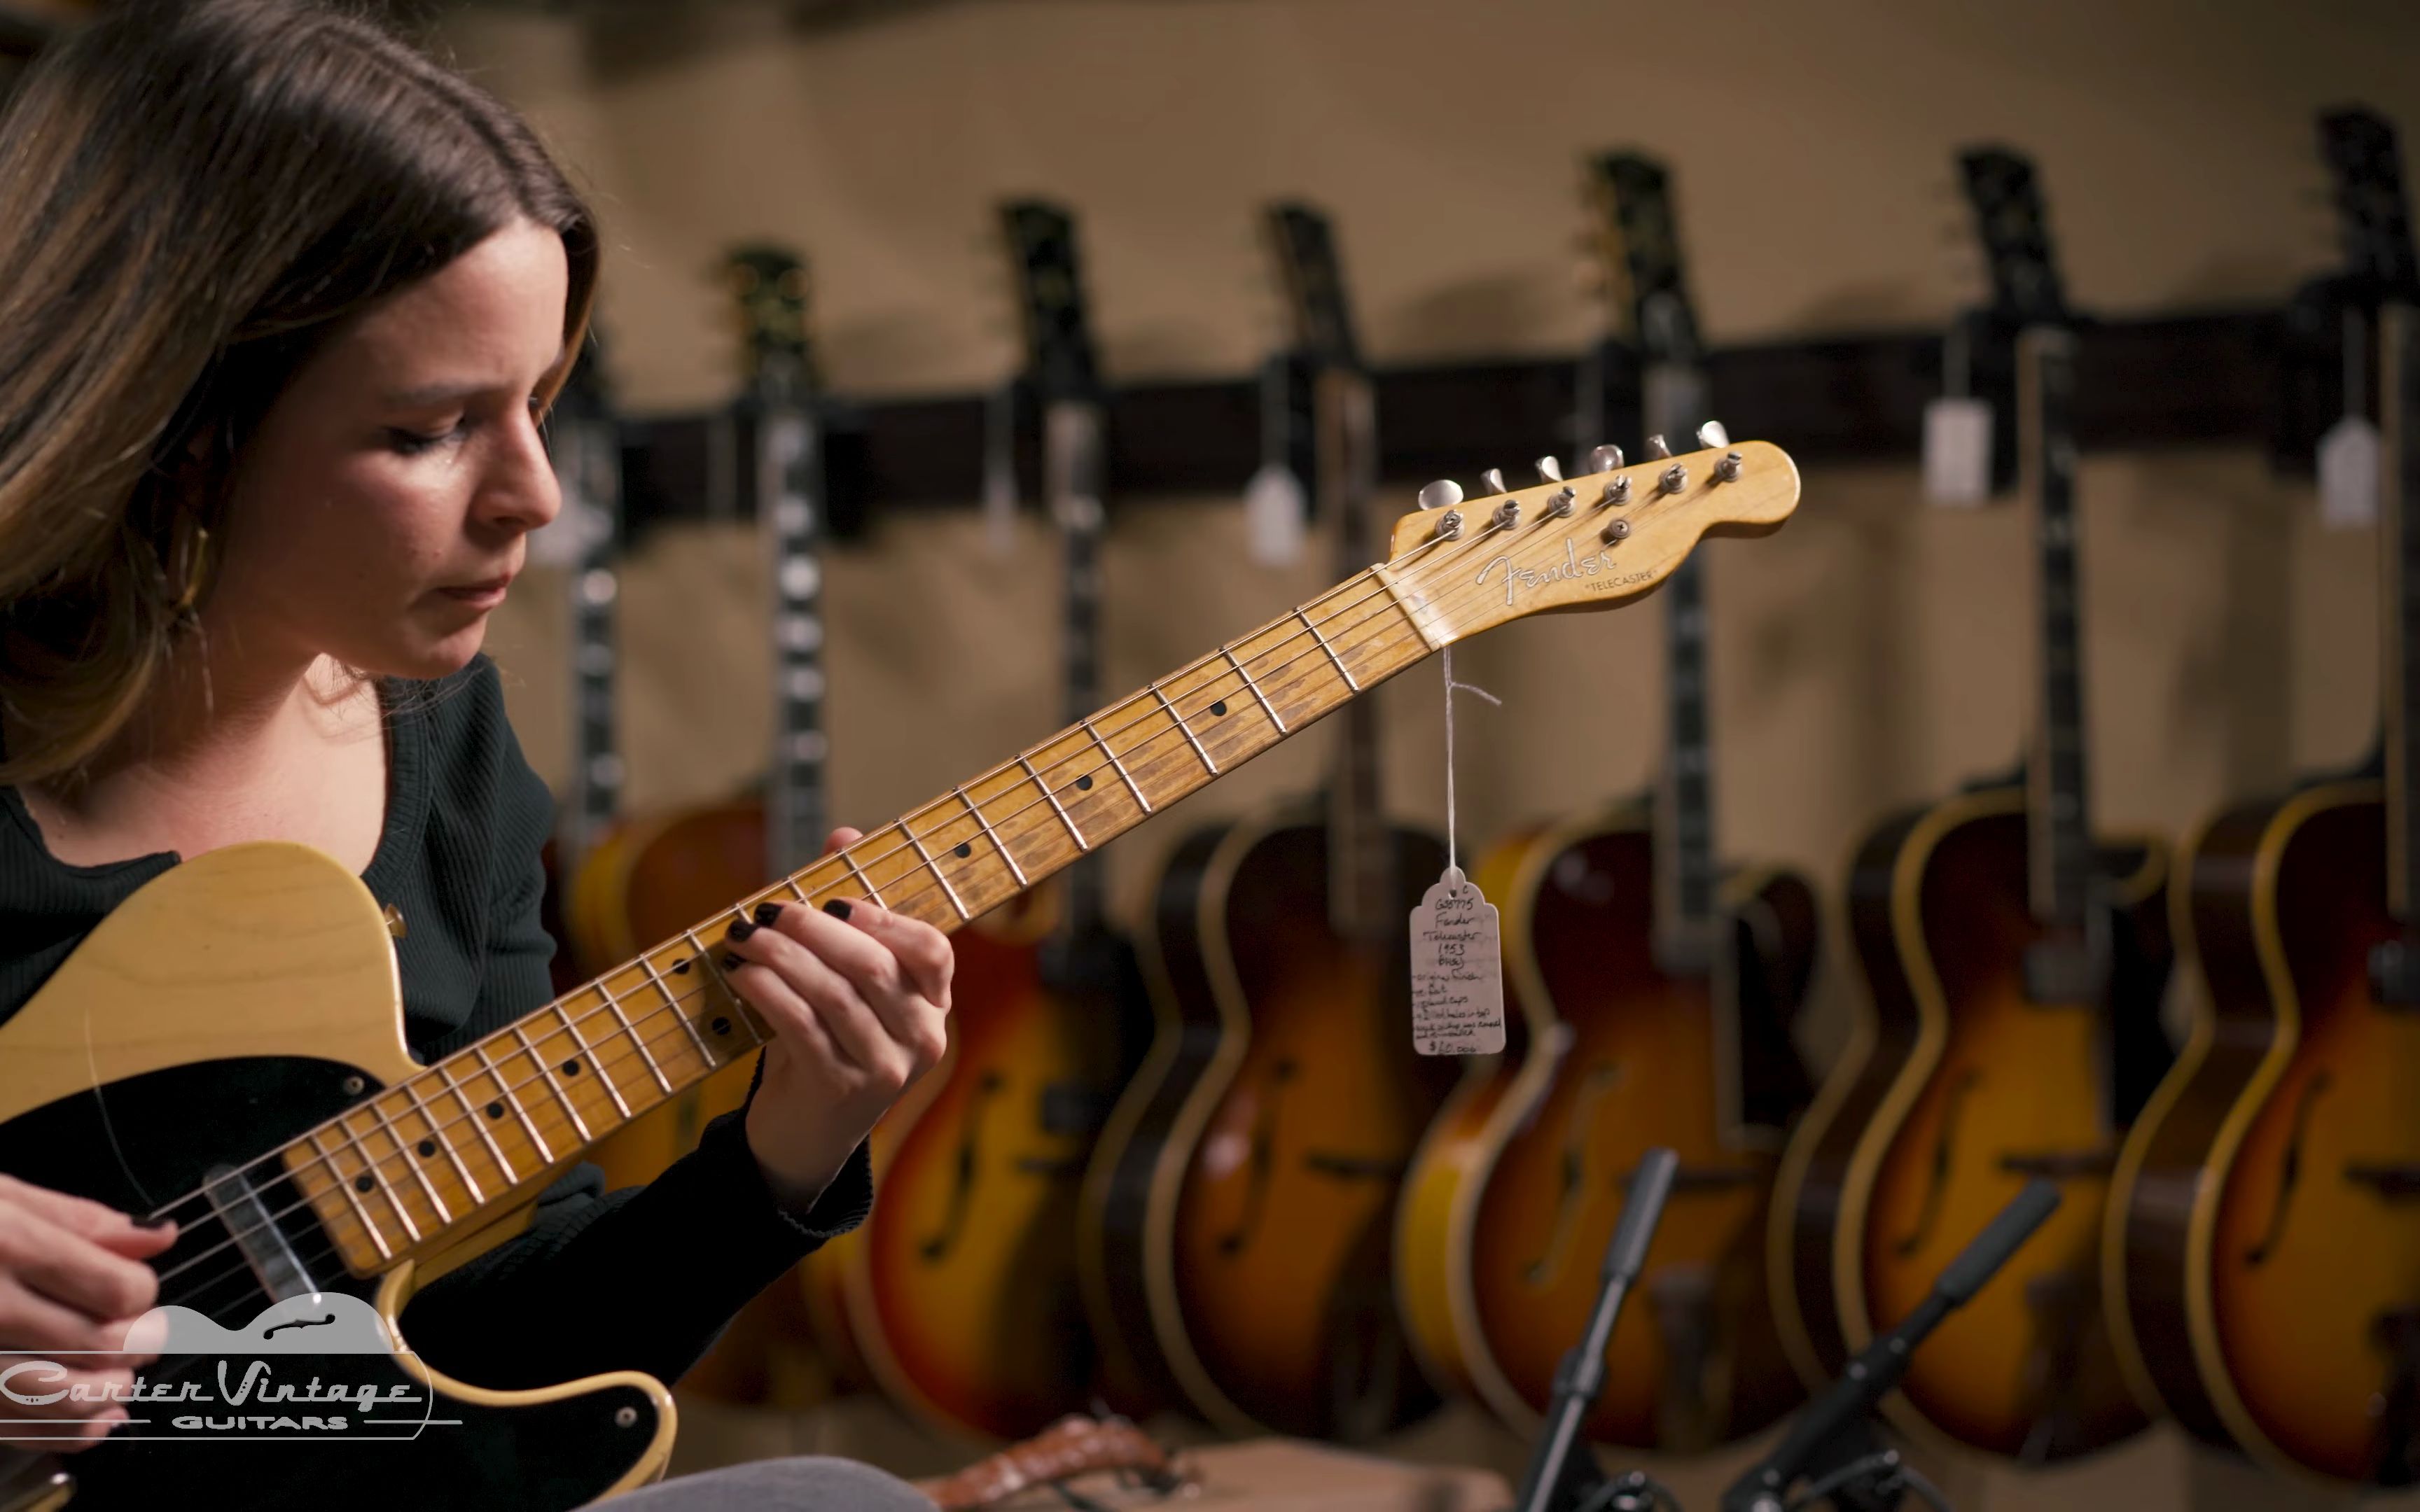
[1146, 809, 1454, 1438]
[1442, 810, 1813, 1449]
[2109, 780, 2420, 1486]
[821, 887, 1144, 1441]
[1833, 789, 2171, 1460]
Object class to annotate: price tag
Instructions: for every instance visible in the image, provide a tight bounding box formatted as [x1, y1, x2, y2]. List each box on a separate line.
[2319, 414, 2381, 530]
[1244, 462, 1307, 567]
[1409, 867, 1505, 1056]
[1923, 397, 1992, 507]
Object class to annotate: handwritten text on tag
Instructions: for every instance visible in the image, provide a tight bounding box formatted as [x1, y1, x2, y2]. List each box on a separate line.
[1410, 867, 1505, 1056]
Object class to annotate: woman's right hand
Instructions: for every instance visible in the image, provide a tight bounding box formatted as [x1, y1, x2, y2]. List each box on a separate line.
[0, 1174, 176, 1452]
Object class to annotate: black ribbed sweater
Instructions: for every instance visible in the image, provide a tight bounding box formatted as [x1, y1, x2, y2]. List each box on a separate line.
[0, 655, 870, 1390]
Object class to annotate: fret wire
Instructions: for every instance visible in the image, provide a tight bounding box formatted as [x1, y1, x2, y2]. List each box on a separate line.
[784, 876, 814, 904]
[396, 1077, 483, 1207]
[349, 1119, 424, 1245]
[471, 1043, 555, 1163]
[957, 785, 1029, 887]
[1080, 715, 1153, 813]
[898, 822, 972, 922]
[683, 925, 776, 1055]
[594, 986, 674, 1096]
[1018, 754, 1090, 850]
[1221, 648, 1288, 732]
[641, 953, 719, 1064]
[378, 1110, 454, 1226]
[428, 1060, 516, 1187]
[1150, 684, 1218, 774]
[1295, 606, 1361, 691]
[508, 1023, 592, 1144]
[840, 851, 890, 906]
[557, 1004, 633, 1119]
[308, 1128, 394, 1261]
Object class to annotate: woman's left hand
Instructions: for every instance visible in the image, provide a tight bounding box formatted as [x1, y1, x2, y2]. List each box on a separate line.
[723, 826, 954, 1210]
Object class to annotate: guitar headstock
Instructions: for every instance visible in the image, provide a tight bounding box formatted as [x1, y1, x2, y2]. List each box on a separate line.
[1383, 433, 1797, 641]
[1587, 150, 1703, 366]
[723, 243, 819, 402]
[999, 199, 1104, 405]
[1956, 146, 2070, 328]
[2320, 106, 2419, 302]
[1265, 200, 1363, 373]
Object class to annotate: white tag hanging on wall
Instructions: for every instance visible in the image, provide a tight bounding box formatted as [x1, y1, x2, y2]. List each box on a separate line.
[1244, 463, 1307, 567]
[1922, 398, 1993, 507]
[1410, 867, 1505, 1056]
[2319, 414, 2382, 531]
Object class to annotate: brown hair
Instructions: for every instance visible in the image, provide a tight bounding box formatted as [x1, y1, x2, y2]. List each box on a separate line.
[0, 0, 599, 785]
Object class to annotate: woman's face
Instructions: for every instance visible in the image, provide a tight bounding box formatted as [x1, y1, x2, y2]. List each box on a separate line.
[207, 218, 570, 682]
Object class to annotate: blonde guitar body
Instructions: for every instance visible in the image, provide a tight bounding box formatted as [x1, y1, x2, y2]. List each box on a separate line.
[0, 843, 674, 1509]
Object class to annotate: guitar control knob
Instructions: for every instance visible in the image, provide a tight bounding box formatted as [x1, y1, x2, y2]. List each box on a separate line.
[1418, 479, 1465, 512]
[1644, 435, 1673, 460]
[1588, 444, 1625, 473]
[1533, 455, 1564, 483]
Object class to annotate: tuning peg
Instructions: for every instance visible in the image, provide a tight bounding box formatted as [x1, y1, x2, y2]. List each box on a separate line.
[1534, 456, 1564, 483]
[1588, 444, 1625, 473]
[1544, 486, 1576, 518]
[1602, 474, 1632, 506]
[1478, 467, 1507, 495]
[1643, 435, 1672, 460]
[1660, 463, 1689, 493]
[1419, 479, 1465, 512]
[1434, 510, 1463, 541]
[1716, 450, 1744, 482]
[1491, 498, 1522, 529]
[1695, 421, 1730, 449]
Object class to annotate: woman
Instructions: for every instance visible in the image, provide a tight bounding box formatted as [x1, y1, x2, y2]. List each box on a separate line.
[0, 1, 940, 1506]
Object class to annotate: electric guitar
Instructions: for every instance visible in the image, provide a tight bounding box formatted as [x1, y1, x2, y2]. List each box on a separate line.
[1082, 202, 1457, 1442]
[1396, 152, 1815, 1451]
[2107, 105, 2420, 1489]
[0, 413, 1797, 1506]
[803, 200, 1153, 1443]
[1772, 146, 2174, 1462]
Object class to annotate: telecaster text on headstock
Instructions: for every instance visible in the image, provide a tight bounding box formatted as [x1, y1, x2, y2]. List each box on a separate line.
[1475, 538, 1660, 607]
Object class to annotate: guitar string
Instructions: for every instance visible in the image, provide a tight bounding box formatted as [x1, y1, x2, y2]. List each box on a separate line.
[141, 481, 1669, 1313]
[132, 489, 1652, 1311]
[131, 538, 1482, 1303]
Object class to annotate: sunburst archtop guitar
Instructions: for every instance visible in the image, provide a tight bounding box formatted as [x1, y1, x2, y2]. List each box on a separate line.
[0, 432, 1800, 1508]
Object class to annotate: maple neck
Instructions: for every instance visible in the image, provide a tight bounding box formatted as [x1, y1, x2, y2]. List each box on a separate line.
[2385, 304, 2419, 926]
[1047, 398, 1111, 936]
[290, 548, 1445, 1278]
[2019, 326, 2093, 931]
[760, 393, 828, 876]
[1645, 363, 1718, 969]
[549, 400, 621, 870]
[1319, 367, 1391, 941]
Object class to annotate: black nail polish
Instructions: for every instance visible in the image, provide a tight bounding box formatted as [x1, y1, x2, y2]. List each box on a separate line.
[728, 918, 758, 941]
[822, 899, 853, 921]
[720, 952, 744, 972]
[133, 1214, 172, 1231]
[753, 902, 783, 926]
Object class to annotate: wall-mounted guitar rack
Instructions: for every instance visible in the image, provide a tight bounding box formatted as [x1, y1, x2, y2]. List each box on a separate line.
[616, 291, 2368, 542]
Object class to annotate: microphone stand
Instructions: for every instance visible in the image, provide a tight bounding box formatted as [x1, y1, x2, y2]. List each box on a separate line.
[1718, 1180, 2064, 1512]
[1511, 1147, 1681, 1512]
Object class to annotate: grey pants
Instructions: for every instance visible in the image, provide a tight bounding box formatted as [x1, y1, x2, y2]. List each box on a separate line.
[609, 1457, 935, 1510]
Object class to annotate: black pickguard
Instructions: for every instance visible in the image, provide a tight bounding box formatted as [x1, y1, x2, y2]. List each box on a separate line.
[0, 1057, 660, 1510]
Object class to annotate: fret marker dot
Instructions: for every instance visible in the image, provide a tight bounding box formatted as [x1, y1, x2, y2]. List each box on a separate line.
[1076, 775, 1093, 791]
[711, 1016, 731, 1036]
[355, 1175, 375, 1193]
[486, 1102, 504, 1119]
[955, 843, 972, 858]
[417, 1140, 436, 1158]
[673, 959, 693, 974]
[563, 1059, 581, 1076]
[1210, 700, 1228, 717]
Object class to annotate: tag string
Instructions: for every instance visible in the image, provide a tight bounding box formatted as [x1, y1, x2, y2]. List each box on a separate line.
[1441, 642, 1501, 889]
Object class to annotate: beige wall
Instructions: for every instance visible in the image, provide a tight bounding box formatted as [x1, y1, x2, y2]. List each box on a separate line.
[445, 3, 2412, 1504]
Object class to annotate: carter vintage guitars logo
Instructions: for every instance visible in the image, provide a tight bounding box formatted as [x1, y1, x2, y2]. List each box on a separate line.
[1475, 540, 1657, 606]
